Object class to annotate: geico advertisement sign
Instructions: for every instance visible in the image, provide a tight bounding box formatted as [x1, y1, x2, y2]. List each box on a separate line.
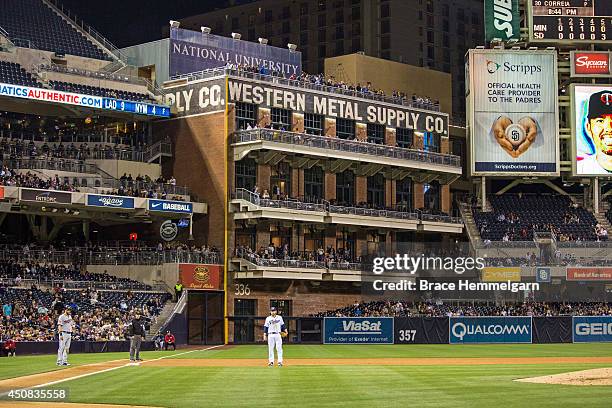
[323, 317, 393, 344]
[573, 316, 612, 343]
[449, 317, 532, 344]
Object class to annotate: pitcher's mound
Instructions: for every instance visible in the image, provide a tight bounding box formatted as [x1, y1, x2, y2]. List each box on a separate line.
[515, 368, 612, 386]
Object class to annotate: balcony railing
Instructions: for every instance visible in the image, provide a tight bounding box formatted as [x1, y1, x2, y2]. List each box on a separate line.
[1, 157, 99, 174]
[232, 189, 326, 212]
[0, 249, 222, 265]
[232, 188, 462, 224]
[235, 249, 326, 269]
[233, 129, 461, 168]
[171, 67, 441, 112]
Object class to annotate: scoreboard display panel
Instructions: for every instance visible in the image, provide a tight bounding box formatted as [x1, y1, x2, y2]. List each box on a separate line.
[529, 0, 611, 43]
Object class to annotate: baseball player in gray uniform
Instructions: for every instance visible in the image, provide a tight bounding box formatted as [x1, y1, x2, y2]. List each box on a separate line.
[57, 307, 74, 366]
[263, 306, 288, 366]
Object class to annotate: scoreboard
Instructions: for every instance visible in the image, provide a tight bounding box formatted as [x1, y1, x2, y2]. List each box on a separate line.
[529, 0, 611, 42]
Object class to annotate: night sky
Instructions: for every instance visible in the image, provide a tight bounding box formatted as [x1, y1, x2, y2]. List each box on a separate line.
[58, 0, 221, 48]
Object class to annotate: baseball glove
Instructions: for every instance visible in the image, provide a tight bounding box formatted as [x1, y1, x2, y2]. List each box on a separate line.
[281, 331, 288, 338]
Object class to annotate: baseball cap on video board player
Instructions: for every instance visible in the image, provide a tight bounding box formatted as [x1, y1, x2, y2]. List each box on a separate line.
[587, 90, 612, 119]
[270, 306, 277, 312]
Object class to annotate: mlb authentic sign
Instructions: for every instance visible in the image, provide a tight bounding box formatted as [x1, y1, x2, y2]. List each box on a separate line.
[178, 263, 222, 290]
[570, 51, 611, 78]
[484, 0, 520, 43]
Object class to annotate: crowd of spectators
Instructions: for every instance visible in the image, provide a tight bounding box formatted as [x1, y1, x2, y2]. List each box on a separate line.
[235, 244, 358, 267]
[1, 283, 169, 343]
[0, 168, 77, 191]
[227, 63, 440, 111]
[0, 165, 188, 201]
[475, 194, 601, 243]
[0, 260, 152, 289]
[0, 138, 147, 162]
[314, 300, 612, 318]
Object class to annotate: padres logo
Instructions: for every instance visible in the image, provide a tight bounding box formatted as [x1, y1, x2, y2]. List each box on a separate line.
[193, 266, 210, 283]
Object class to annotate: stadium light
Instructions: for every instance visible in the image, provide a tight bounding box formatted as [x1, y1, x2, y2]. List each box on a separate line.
[287, 43, 297, 51]
[201, 26, 211, 34]
[258, 37, 268, 45]
[231, 32, 242, 40]
[169, 20, 180, 28]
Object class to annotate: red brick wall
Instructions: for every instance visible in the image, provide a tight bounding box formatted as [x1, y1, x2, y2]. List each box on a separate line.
[325, 173, 336, 201]
[325, 118, 336, 137]
[386, 128, 396, 146]
[356, 176, 367, 204]
[257, 164, 271, 191]
[356, 123, 367, 141]
[414, 183, 425, 209]
[152, 110, 226, 248]
[292, 113, 304, 133]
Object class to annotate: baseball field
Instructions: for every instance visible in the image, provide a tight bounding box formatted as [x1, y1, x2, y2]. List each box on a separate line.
[1, 344, 611, 407]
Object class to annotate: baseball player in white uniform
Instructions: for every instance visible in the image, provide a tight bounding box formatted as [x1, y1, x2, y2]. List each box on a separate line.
[57, 307, 74, 366]
[263, 306, 288, 366]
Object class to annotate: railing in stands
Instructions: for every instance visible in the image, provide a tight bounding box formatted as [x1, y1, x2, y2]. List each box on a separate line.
[0, 249, 222, 265]
[233, 129, 460, 167]
[1, 157, 99, 175]
[142, 138, 173, 163]
[235, 248, 327, 269]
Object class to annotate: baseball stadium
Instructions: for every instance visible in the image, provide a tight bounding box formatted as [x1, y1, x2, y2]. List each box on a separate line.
[0, 0, 611, 407]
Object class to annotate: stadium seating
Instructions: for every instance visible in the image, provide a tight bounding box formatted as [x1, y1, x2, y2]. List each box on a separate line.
[49, 80, 152, 102]
[0, 61, 40, 87]
[314, 300, 612, 318]
[473, 194, 599, 241]
[0, 0, 110, 60]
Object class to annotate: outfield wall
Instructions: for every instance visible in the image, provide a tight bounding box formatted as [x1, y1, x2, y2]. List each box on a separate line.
[227, 316, 611, 345]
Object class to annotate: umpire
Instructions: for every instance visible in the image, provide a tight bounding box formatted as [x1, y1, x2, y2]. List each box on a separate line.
[128, 311, 146, 363]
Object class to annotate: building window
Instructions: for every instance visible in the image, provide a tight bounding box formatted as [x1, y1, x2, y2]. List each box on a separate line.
[282, 21, 290, 34]
[336, 118, 355, 140]
[300, 31, 308, 44]
[335, 10, 344, 24]
[271, 162, 291, 197]
[423, 132, 440, 152]
[396, 177, 413, 211]
[300, 3, 309, 16]
[270, 299, 292, 316]
[235, 158, 257, 191]
[367, 123, 385, 144]
[236, 102, 257, 130]
[367, 173, 385, 208]
[335, 25, 344, 39]
[351, 38, 361, 52]
[300, 16, 309, 29]
[427, 14, 434, 27]
[271, 108, 291, 130]
[427, 46, 435, 60]
[381, 3, 390, 18]
[352, 6, 360, 19]
[336, 229, 356, 260]
[427, 31, 434, 43]
[304, 114, 323, 136]
[318, 14, 326, 27]
[234, 298, 257, 316]
[396, 128, 414, 148]
[265, 10, 273, 23]
[352, 22, 361, 36]
[336, 170, 355, 205]
[381, 35, 391, 49]
[335, 40, 344, 54]
[426, 0, 434, 13]
[381, 20, 390, 34]
[304, 166, 324, 201]
[423, 181, 440, 211]
[282, 6, 290, 19]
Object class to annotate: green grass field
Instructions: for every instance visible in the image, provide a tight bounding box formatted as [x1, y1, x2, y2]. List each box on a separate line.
[1, 344, 611, 407]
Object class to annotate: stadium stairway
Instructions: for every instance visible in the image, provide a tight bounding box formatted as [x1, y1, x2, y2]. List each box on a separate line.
[458, 201, 482, 249]
[594, 212, 612, 233]
[146, 299, 177, 340]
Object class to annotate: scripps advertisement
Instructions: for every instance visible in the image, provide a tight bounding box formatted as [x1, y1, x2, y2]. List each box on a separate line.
[468, 49, 559, 175]
[572, 84, 612, 176]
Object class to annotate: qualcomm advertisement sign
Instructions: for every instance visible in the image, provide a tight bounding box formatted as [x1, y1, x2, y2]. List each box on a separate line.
[169, 27, 301, 78]
[87, 194, 135, 209]
[323, 317, 394, 344]
[573, 316, 612, 343]
[449, 317, 532, 344]
[148, 199, 193, 214]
